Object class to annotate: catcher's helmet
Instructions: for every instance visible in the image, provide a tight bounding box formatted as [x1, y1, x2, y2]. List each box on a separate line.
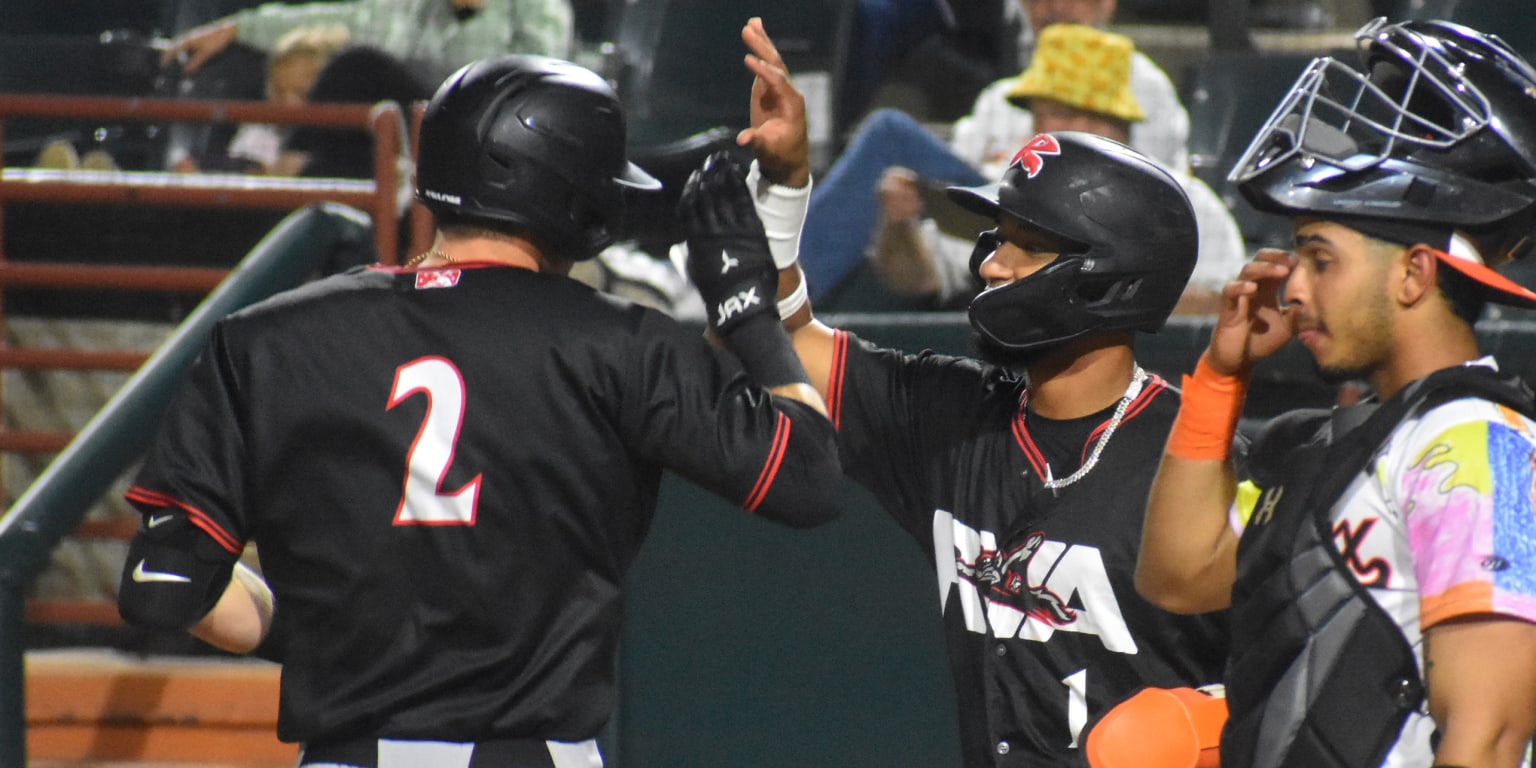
[947, 132, 1198, 351]
[1230, 17, 1536, 307]
[415, 55, 660, 259]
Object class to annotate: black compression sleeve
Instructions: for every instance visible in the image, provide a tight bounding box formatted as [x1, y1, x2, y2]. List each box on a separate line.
[720, 316, 810, 389]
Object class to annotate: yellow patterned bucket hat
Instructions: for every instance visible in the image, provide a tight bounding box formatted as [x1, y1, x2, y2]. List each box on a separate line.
[1006, 24, 1145, 122]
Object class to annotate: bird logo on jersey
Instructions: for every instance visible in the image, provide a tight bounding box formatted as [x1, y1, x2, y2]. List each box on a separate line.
[936, 510, 1137, 653]
[1011, 135, 1062, 179]
[959, 531, 1075, 625]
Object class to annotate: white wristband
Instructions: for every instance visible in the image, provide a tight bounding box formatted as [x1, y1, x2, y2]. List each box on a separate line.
[777, 278, 808, 320]
[746, 159, 812, 270]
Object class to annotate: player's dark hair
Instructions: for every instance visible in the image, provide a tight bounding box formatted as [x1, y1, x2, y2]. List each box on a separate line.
[1437, 260, 1489, 325]
[433, 210, 547, 252]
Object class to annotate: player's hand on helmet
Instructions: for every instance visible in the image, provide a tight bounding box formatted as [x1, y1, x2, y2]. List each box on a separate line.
[680, 151, 779, 338]
[1209, 248, 1297, 375]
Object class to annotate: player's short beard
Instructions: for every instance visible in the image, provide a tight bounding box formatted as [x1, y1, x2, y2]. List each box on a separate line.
[1310, 356, 1373, 389]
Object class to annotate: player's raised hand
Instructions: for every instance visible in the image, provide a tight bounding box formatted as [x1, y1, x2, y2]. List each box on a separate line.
[739, 17, 809, 187]
[1208, 248, 1296, 375]
[679, 151, 779, 336]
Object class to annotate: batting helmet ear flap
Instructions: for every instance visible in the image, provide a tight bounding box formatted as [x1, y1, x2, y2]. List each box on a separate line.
[414, 55, 660, 260]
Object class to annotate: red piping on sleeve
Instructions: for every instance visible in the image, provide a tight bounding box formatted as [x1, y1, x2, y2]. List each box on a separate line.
[828, 330, 849, 431]
[743, 412, 791, 512]
[124, 486, 244, 554]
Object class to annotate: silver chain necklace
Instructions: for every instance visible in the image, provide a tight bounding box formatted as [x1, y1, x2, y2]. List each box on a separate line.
[1028, 365, 1147, 495]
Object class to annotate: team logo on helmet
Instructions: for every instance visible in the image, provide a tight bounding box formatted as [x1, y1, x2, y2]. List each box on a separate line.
[1010, 135, 1062, 179]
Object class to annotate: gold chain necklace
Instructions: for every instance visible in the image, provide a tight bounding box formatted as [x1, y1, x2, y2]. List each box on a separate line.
[405, 249, 455, 268]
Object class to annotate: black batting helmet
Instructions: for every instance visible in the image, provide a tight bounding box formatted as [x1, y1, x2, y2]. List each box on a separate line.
[947, 132, 1198, 351]
[1230, 18, 1536, 307]
[415, 55, 660, 260]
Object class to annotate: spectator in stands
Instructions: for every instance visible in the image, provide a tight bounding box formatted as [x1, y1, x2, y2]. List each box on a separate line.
[169, 25, 351, 175]
[162, 0, 573, 84]
[798, 0, 1190, 301]
[843, 25, 1242, 313]
[161, 0, 574, 180]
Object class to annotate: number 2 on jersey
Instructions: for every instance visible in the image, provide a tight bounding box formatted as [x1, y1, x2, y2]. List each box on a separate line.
[388, 356, 482, 525]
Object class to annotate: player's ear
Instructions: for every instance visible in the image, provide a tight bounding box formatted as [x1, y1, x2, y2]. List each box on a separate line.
[1398, 244, 1438, 307]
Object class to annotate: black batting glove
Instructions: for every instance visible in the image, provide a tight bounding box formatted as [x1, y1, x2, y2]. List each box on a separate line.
[680, 151, 780, 336]
[679, 151, 809, 388]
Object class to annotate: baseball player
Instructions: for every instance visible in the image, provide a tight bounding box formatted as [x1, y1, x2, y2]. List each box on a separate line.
[717, 19, 1230, 767]
[1137, 18, 1536, 768]
[115, 54, 842, 767]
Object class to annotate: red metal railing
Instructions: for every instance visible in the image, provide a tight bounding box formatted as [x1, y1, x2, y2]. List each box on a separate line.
[0, 94, 430, 626]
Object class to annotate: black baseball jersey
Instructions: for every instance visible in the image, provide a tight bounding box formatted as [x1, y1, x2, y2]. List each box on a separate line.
[123, 263, 841, 745]
[824, 330, 1227, 768]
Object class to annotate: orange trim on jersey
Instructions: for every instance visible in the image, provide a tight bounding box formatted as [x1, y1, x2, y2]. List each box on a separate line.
[1420, 580, 1498, 629]
[744, 412, 791, 512]
[124, 485, 244, 554]
[827, 330, 850, 431]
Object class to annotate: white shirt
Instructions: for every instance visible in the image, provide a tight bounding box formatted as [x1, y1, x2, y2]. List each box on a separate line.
[950, 51, 1192, 178]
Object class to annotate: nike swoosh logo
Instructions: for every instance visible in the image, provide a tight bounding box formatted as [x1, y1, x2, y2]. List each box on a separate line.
[132, 559, 191, 584]
[147, 514, 174, 528]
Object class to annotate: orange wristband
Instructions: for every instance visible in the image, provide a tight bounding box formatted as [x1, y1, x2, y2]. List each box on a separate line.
[1167, 353, 1248, 461]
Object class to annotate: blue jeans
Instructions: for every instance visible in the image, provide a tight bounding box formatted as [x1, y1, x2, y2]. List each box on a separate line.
[801, 108, 987, 299]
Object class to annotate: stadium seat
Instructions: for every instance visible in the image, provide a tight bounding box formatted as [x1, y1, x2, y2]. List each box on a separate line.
[1183, 48, 1349, 251]
[611, 0, 856, 162]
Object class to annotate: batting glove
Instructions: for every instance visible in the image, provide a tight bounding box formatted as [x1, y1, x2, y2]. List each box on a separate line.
[679, 151, 809, 388]
[680, 151, 780, 336]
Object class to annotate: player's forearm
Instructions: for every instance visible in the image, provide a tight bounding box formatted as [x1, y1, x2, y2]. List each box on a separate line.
[190, 561, 273, 655]
[737, 155, 837, 408]
[1426, 618, 1536, 768]
[1137, 455, 1239, 613]
[1136, 353, 1247, 612]
[769, 382, 827, 419]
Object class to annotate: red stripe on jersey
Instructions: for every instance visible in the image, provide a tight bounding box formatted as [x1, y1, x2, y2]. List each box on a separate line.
[1077, 373, 1167, 461]
[1011, 399, 1051, 479]
[828, 331, 850, 431]
[124, 486, 244, 554]
[744, 412, 791, 512]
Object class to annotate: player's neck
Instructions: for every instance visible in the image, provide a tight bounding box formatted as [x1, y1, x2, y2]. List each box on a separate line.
[1026, 336, 1139, 420]
[1372, 303, 1481, 400]
[415, 236, 546, 272]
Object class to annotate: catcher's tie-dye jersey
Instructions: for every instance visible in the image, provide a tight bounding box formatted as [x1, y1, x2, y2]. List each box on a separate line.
[1233, 358, 1536, 767]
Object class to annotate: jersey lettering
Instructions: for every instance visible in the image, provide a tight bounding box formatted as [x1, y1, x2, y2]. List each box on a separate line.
[1333, 517, 1392, 587]
[933, 510, 1137, 653]
[387, 356, 483, 526]
[1063, 668, 1088, 747]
